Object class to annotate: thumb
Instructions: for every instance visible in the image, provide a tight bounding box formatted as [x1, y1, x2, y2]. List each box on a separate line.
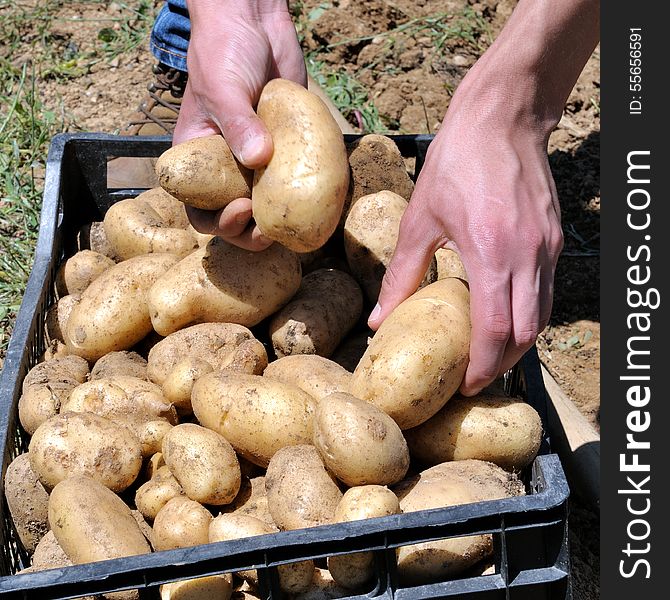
[173, 79, 273, 170]
[368, 209, 439, 330]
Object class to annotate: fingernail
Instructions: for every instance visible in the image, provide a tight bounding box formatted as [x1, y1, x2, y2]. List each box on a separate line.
[369, 303, 381, 323]
[239, 136, 266, 166]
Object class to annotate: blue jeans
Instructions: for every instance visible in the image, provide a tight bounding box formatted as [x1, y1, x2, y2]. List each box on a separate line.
[151, 0, 191, 72]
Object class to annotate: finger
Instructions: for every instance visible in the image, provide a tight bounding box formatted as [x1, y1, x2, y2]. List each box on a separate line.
[186, 198, 254, 238]
[226, 224, 274, 252]
[368, 205, 439, 330]
[459, 271, 512, 396]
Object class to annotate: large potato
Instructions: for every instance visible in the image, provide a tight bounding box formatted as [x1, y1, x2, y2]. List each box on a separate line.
[313, 392, 409, 487]
[18, 355, 89, 435]
[148, 237, 301, 335]
[405, 393, 543, 471]
[209, 514, 314, 594]
[263, 355, 351, 401]
[328, 486, 400, 590]
[162, 424, 241, 506]
[265, 445, 343, 530]
[344, 190, 436, 304]
[155, 134, 253, 210]
[252, 78, 349, 252]
[64, 253, 179, 361]
[55, 250, 115, 296]
[147, 322, 268, 385]
[395, 460, 524, 584]
[29, 412, 143, 492]
[49, 476, 151, 564]
[269, 268, 363, 358]
[350, 278, 470, 429]
[191, 373, 316, 467]
[103, 190, 197, 260]
[4, 453, 49, 553]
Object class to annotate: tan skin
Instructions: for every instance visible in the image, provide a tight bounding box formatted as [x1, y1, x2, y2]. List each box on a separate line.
[176, 0, 600, 395]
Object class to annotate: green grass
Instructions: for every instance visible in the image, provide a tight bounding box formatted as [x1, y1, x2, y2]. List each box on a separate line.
[0, 1, 156, 358]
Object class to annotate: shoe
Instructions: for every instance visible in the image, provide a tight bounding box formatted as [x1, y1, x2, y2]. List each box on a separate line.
[121, 62, 188, 136]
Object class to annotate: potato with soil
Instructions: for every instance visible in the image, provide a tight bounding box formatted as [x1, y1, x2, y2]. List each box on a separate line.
[156, 134, 253, 210]
[29, 412, 143, 492]
[265, 445, 343, 530]
[252, 78, 349, 252]
[4, 453, 49, 553]
[148, 237, 301, 335]
[77, 221, 119, 261]
[313, 392, 409, 487]
[152, 496, 212, 551]
[263, 355, 351, 401]
[191, 373, 316, 468]
[350, 278, 470, 430]
[64, 253, 179, 361]
[44, 294, 80, 344]
[405, 393, 543, 471]
[327, 486, 400, 590]
[344, 190, 436, 303]
[224, 475, 273, 525]
[18, 354, 90, 435]
[209, 514, 314, 593]
[269, 268, 363, 358]
[162, 423, 241, 506]
[103, 188, 197, 260]
[49, 476, 152, 564]
[91, 350, 148, 380]
[435, 247, 468, 281]
[394, 460, 524, 584]
[160, 575, 233, 600]
[55, 250, 115, 296]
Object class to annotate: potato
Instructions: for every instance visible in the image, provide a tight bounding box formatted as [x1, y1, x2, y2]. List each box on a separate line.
[103, 190, 198, 260]
[145, 452, 167, 479]
[161, 358, 214, 414]
[62, 377, 177, 441]
[4, 453, 49, 553]
[225, 475, 273, 525]
[404, 393, 543, 470]
[344, 190, 436, 304]
[18, 355, 90, 435]
[160, 575, 233, 600]
[31, 530, 71, 570]
[64, 253, 179, 361]
[209, 514, 314, 593]
[395, 460, 524, 584]
[152, 496, 212, 551]
[147, 322, 268, 386]
[49, 476, 151, 563]
[29, 412, 143, 492]
[328, 486, 400, 590]
[91, 351, 148, 380]
[39, 339, 70, 362]
[191, 373, 317, 468]
[263, 355, 351, 401]
[253, 78, 349, 252]
[292, 568, 351, 600]
[55, 250, 115, 296]
[45, 294, 80, 344]
[350, 278, 470, 429]
[313, 392, 409, 486]
[435, 247, 468, 281]
[155, 134, 253, 210]
[135, 465, 185, 521]
[265, 445, 342, 530]
[269, 269, 363, 358]
[138, 420, 175, 457]
[148, 237, 301, 335]
[344, 134, 415, 220]
[162, 424, 241, 505]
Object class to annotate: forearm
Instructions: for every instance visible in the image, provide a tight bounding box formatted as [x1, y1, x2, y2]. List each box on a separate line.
[453, 0, 600, 136]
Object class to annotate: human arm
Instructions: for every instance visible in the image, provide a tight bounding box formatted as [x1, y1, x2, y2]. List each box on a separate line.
[368, 0, 600, 395]
[175, 0, 306, 250]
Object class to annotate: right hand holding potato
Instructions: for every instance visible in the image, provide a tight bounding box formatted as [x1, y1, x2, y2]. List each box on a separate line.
[175, 0, 307, 250]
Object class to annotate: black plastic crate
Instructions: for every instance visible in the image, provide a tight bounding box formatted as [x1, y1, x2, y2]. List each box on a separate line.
[0, 133, 571, 599]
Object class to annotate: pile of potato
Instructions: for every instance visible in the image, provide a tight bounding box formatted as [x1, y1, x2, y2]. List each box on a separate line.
[5, 79, 542, 600]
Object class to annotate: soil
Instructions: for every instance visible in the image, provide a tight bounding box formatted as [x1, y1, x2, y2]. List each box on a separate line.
[10, 1, 599, 598]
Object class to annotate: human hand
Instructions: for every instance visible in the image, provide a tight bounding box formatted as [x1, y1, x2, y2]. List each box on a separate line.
[368, 84, 563, 396]
[175, 0, 307, 250]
